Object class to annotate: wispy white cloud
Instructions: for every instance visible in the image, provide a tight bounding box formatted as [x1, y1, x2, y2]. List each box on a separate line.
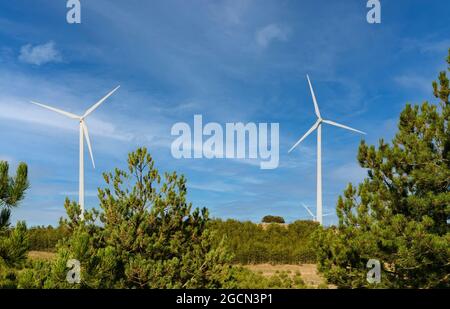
[60, 190, 98, 198]
[255, 23, 290, 48]
[394, 74, 432, 95]
[330, 162, 367, 184]
[188, 181, 237, 193]
[18, 41, 62, 65]
[401, 38, 450, 54]
[207, 0, 253, 25]
[0, 94, 132, 142]
[0, 154, 13, 162]
[0, 68, 171, 146]
[419, 40, 450, 53]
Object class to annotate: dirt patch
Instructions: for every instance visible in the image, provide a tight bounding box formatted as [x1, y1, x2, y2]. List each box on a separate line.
[28, 251, 56, 261]
[243, 263, 334, 288]
[258, 223, 288, 230]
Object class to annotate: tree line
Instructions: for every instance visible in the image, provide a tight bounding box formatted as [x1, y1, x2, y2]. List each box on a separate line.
[210, 219, 318, 264]
[27, 225, 70, 252]
[25, 219, 319, 265]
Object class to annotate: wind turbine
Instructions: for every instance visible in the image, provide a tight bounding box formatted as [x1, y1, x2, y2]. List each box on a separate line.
[31, 86, 120, 218]
[289, 75, 365, 225]
[301, 203, 331, 222]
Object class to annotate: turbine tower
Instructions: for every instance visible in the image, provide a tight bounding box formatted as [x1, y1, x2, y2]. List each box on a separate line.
[289, 75, 365, 225]
[31, 86, 120, 218]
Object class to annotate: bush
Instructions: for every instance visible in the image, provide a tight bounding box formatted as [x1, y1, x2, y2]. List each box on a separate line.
[262, 215, 285, 224]
[0, 222, 29, 288]
[225, 266, 307, 289]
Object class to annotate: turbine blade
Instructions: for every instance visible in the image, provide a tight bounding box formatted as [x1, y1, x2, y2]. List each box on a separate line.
[81, 121, 95, 168]
[83, 86, 120, 118]
[30, 101, 80, 119]
[306, 75, 321, 119]
[301, 203, 315, 217]
[322, 119, 366, 135]
[323, 213, 332, 217]
[288, 120, 320, 153]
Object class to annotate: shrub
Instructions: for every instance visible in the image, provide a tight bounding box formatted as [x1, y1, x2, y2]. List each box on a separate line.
[262, 215, 285, 224]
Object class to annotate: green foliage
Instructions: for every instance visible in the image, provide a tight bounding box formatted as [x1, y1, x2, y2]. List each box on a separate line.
[27, 225, 70, 252]
[17, 260, 53, 289]
[262, 215, 285, 223]
[23, 147, 234, 288]
[0, 161, 30, 288]
[225, 266, 307, 289]
[0, 221, 30, 288]
[0, 267, 19, 289]
[0, 221, 29, 268]
[210, 219, 319, 264]
[0, 161, 29, 229]
[0, 208, 11, 231]
[315, 50, 450, 288]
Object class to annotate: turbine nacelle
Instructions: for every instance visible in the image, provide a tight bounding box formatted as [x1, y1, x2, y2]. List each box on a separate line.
[288, 76, 365, 154]
[30, 85, 120, 169]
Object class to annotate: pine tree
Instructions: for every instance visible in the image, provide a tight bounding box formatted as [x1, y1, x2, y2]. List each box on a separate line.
[315, 50, 450, 288]
[0, 161, 30, 287]
[0, 161, 29, 230]
[27, 147, 232, 288]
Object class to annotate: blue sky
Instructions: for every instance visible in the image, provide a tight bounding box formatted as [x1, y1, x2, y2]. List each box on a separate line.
[1, 0, 449, 226]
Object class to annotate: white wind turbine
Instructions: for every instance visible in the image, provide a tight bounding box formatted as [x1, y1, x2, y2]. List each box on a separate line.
[31, 86, 120, 218]
[301, 203, 331, 222]
[289, 75, 365, 225]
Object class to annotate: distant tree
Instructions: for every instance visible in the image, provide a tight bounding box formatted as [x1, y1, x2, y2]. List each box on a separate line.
[315, 50, 450, 288]
[262, 215, 285, 224]
[24, 147, 233, 288]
